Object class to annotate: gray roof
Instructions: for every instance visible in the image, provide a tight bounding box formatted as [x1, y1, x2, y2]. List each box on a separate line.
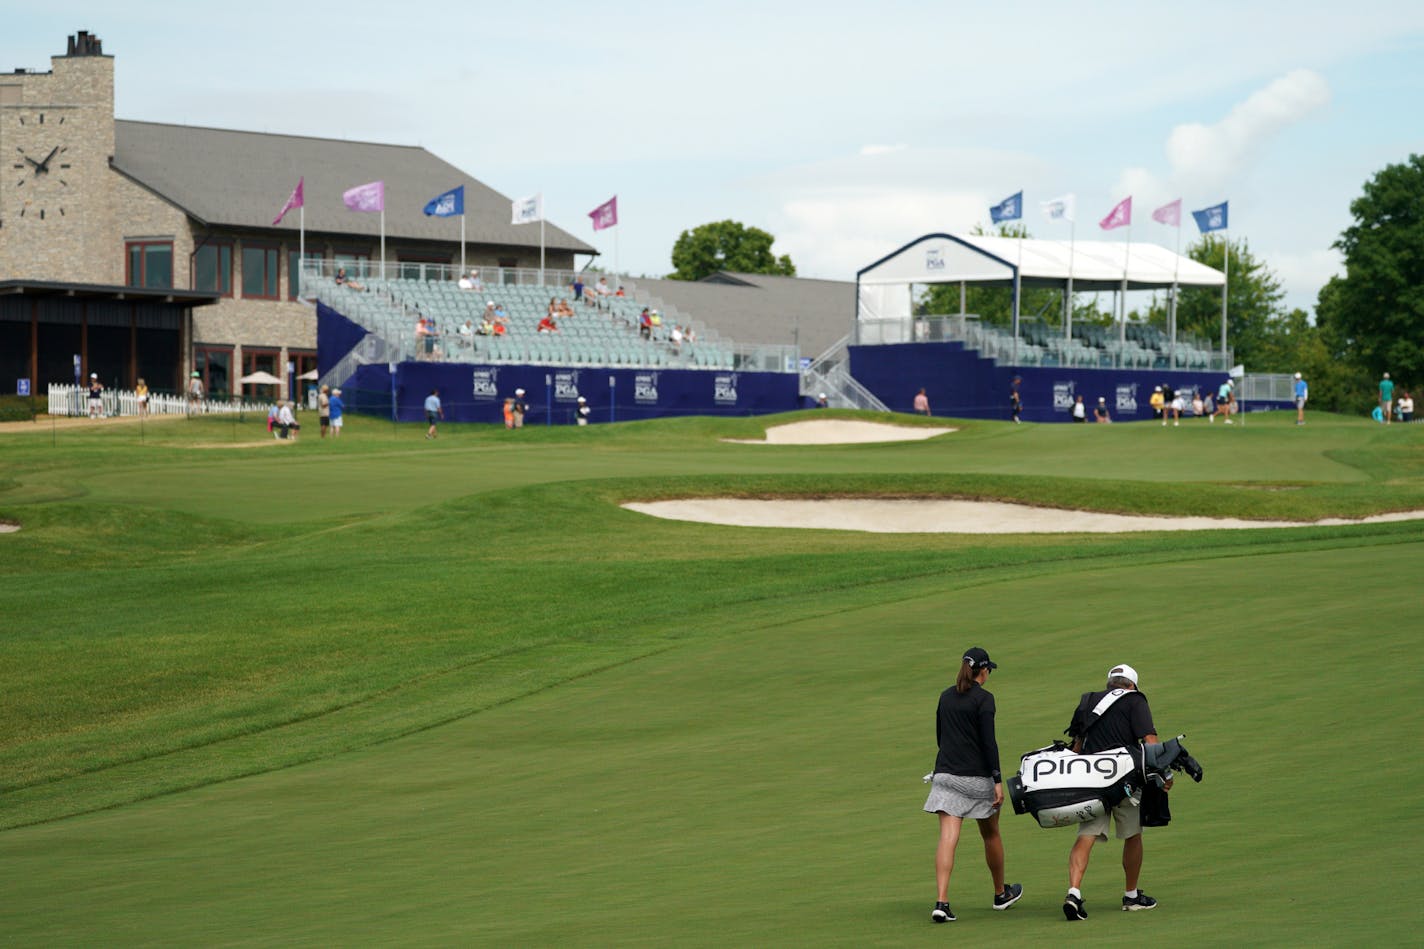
[623, 272, 855, 358]
[112, 121, 595, 253]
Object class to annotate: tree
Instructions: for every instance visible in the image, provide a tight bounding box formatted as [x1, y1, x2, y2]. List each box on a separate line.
[668, 220, 795, 281]
[1171, 235, 1285, 367]
[1315, 154, 1424, 386]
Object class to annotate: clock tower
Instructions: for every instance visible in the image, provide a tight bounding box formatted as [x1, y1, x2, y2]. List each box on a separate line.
[0, 31, 115, 282]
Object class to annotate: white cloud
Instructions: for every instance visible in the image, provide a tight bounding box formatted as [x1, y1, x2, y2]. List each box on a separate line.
[1165, 69, 1331, 193]
[859, 144, 908, 156]
[1268, 248, 1343, 310]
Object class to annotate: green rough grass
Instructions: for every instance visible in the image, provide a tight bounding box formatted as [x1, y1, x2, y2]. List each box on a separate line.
[0, 409, 1421, 944]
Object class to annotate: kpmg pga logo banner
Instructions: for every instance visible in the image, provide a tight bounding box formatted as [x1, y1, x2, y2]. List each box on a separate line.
[634, 372, 659, 404]
[713, 373, 739, 406]
[472, 368, 499, 400]
[1053, 381, 1076, 412]
[554, 371, 580, 402]
[1116, 384, 1138, 413]
[925, 248, 945, 271]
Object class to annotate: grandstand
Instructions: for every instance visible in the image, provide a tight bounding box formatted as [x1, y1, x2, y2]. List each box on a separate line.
[915, 314, 1222, 370]
[306, 267, 737, 374]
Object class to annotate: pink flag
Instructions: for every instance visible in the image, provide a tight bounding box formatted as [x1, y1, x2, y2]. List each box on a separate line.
[1152, 198, 1182, 227]
[1099, 196, 1132, 230]
[272, 177, 304, 226]
[588, 195, 618, 231]
[343, 181, 385, 213]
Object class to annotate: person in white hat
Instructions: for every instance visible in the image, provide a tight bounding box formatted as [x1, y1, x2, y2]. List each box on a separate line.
[87, 372, 104, 419]
[1060, 663, 1168, 921]
[1293, 372, 1308, 426]
[512, 388, 528, 429]
[576, 395, 590, 426]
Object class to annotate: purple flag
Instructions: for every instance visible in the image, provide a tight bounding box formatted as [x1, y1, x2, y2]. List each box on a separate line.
[272, 177, 303, 226]
[1152, 198, 1182, 227]
[1099, 196, 1132, 231]
[589, 196, 618, 231]
[343, 181, 385, 213]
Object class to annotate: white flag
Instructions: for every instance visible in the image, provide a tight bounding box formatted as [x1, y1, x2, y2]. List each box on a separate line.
[511, 194, 543, 225]
[1041, 193, 1076, 224]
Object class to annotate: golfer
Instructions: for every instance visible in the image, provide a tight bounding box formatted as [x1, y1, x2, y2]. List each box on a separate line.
[923, 647, 1023, 923]
[1294, 372, 1308, 426]
[1061, 663, 1169, 921]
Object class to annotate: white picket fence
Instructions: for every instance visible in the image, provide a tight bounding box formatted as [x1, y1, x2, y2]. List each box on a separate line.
[47, 384, 274, 418]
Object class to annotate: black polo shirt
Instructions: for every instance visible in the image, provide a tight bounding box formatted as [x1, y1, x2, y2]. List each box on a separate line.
[933, 682, 1001, 781]
[1066, 688, 1156, 755]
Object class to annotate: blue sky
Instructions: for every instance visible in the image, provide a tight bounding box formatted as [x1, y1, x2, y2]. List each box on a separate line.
[8, 2, 1424, 311]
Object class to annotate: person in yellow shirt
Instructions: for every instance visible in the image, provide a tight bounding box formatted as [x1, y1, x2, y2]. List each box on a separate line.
[135, 378, 149, 416]
[1149, 386, 1164, 420]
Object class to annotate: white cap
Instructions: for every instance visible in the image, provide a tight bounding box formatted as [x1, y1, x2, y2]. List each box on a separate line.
[515, 388, 525, 396]
[90, 372, 98, 378]
[1108, 663, 1139, 686]
[1294, 372, 1302, 379]
[577, 396, 586, 403]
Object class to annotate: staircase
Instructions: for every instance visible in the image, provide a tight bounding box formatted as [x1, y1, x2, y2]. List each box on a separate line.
[801, 335, 889, 411]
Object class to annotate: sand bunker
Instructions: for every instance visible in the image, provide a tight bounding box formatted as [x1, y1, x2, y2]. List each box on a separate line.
[624, 499, 1424, 534]
[0, 522, 19, 534]
[724, 420, 955, 445]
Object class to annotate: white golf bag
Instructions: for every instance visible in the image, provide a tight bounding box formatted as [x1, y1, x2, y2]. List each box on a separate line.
[1007, 742, 1141, 828]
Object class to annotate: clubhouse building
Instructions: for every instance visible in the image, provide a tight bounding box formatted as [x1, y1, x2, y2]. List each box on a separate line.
[0, 31, 594, 400]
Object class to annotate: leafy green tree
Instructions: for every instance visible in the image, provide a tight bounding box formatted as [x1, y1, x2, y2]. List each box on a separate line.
[1171, 235, 1285, 366]
[1315, 154, 1424, 386]
[668, 220, 795, 281]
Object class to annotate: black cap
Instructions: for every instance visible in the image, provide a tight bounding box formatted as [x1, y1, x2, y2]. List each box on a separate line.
[963, 647, 997, 670]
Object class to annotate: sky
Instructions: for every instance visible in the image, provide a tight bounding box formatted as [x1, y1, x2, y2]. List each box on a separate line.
[8, 2, 1424, 312]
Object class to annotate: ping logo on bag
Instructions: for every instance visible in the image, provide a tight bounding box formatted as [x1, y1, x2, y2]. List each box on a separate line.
[1030, 754, 1128, 784]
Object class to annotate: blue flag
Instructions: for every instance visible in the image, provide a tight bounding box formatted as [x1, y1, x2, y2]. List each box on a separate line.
[990, 191, 1023, 224]
[1191, 201, 1228, 233]
[423, 185, 465, 217]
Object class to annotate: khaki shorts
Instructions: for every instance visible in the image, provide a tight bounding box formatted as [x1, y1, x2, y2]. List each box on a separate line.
[1079, 798, 1141, 841]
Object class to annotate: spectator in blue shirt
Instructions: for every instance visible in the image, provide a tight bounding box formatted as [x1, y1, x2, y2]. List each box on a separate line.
[1293, 372, 1308, 426]
[424, 389, 443, 440]
[329, 387, 345, 438]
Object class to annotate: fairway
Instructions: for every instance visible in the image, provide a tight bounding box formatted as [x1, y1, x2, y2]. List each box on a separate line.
[2, 410, 1421, 945]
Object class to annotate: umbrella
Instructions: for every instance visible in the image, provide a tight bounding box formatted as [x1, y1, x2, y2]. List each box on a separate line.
[298, 369, 320, 381]
[238, 371, 284, 386]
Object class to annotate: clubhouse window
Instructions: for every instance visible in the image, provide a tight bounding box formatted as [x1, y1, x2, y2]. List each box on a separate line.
[288, 251, 322, 300]
[334, 251, 372, 281]
[242, 244, 281, 300]
[193, 242, 233, 296]
[126, 240, 173, 289]
[194, 345, 232, 400]
[241, 348, 282, 400]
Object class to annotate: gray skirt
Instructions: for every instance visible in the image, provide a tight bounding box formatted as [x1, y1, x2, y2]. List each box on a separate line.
[923, 773, 997, 819]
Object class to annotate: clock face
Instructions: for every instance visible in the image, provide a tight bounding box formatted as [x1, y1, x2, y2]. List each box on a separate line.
[12, 111, 71, 221]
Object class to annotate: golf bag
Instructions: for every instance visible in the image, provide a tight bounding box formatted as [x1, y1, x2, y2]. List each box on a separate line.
[1007, 737, 1203, 829]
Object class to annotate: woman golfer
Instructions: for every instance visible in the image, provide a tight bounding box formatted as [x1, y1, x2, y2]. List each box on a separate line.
[923, 647, 1022, 922]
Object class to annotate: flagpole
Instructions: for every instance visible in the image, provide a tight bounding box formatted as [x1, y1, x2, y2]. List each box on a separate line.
[539, 192, 546, 286]
[1220, 230, 1229, 366]
[1065, 219, 1075, 343]
[1119, 220, 1131, 365]
[460, 213, 466, 276]
[1013, 227, 1023, 366]
[380, 207, 386, 281]
[1170, 216, 1180, 370]
[298, 204, 305, 297]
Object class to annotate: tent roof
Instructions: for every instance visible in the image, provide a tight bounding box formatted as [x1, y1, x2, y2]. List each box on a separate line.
[857, 233, 1224, 291]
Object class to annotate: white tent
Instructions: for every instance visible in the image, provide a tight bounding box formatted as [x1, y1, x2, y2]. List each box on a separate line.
[855, 233, 1228, 365]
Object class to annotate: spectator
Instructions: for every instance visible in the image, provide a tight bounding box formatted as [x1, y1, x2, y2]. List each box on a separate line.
[469, 270, 483, 292]
[459, 319, 476, 347]
[87, 373, 104, 419]
[135, 377, 150, 417]
[188, 371, 205, 410]
[670, 324, 684, 352]
[684, 325, 696, 344]
[513, 388, 528, 428]
[503, 397, 515, 429]
[639, 308, 652, 339]
[329, 388, 345, 437]
[276, 400, 300, 440]
[615, 285, 626, 297]
[1009, 377, 1022, 424]
[424, 388, 443, 439]
[1294, 372, 1308, 426]
[1072, 394, 1086, 423]
[494, 302, 509, 321]
[319, 385, 332, 438]
[415, 316, 435, 359]
[1398, 391, 1414, 422]
[1379, 372, 1394, 426]
[595, 277, 613, 307]
[538, 314, 559, 334]
[572, 276, 586, 306]
[913, 388, 931, 416]
[1094, 397, 1111, 423]
[1149, 386, 1164, 420]
[491, 317, 508, 337]
[458, 271, 475, 290]
[649, 310, 663, 334]
[816, 393, 829, 409]
[576, 395, 591, 426]
[478, 315, 494, 336]
[556, 298, 575, 318]
[335, 266, 365, 292]
[1191, 389, 1204, 418]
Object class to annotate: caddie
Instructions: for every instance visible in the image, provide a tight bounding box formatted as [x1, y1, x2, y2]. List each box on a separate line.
[1061, 663, 1169, 921]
